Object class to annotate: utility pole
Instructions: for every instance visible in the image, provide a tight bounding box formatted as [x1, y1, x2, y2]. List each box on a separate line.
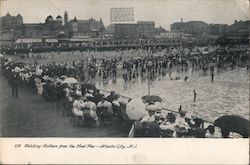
[147, 57, 152, 96]
[148, 70, 150, 95]
[51, 51, 54, 63]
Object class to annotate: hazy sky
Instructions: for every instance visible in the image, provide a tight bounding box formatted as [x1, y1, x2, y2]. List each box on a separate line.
[1, 0, 249, 30]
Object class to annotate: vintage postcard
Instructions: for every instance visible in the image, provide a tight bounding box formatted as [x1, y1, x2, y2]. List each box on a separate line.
[0, 0, 249, 164]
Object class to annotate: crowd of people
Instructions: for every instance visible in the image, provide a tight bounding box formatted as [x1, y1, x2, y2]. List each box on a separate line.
[129, 102, 221, 138]
[1, 57, 131, 128]
[0, 43, 249, 137]
[1, 38, 180, 54]
[1, 42, 82, 54]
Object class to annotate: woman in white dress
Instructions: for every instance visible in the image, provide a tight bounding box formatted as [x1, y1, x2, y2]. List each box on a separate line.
[82, 96, 99, 127]
[72, 94, 84, 118]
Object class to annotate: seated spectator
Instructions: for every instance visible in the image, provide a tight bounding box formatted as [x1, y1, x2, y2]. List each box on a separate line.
[174, 110, 190, 137]
[192, 117, 204, 128]
[141, 108, 161, 137]
[72, 94, 84, 121]
[112, 94, 121, 115]
[205, 125, 221, 138]
[160, 114, 177, 129]
[97, 98, 113, 125]
[176, 110, 189, 128]
[141, 109, 156, 123]
[155, 113, 164, 124]
[97, 98, 113, 115]
[93, 89, 104, 104]
[106, 91, 116, 102]
[82, 95, 99, 127]
[160, 113, 177, 137]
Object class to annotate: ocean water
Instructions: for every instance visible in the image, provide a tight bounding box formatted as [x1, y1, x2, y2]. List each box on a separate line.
[96, 68, 249, 123]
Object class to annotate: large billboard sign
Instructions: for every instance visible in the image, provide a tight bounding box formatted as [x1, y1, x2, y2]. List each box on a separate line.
[110, 7, 134, 22]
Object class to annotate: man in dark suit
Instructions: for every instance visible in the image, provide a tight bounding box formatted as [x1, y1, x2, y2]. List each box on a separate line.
[10, 72, 20, 98]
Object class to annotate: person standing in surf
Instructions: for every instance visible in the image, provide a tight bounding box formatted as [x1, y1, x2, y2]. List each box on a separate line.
[193, 90, 197, 102]
[210, 66, 214, 82]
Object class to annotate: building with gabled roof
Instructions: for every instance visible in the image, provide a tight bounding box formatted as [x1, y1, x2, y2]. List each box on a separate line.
[0, 12, 23, 30]
[67, 17, 105, 38]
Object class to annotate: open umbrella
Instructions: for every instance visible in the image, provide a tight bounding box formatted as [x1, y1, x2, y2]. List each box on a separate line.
[63, 77, 78, 84]
[126, 98, 147, 120]
[142, 95, 163, 103]
[214, 115, 249, 138]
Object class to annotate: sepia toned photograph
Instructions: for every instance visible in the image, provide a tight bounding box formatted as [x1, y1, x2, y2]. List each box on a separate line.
[0, 0, 249, 139]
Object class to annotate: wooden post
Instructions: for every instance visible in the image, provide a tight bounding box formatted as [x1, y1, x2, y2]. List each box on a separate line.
[148, 70, 150, 95]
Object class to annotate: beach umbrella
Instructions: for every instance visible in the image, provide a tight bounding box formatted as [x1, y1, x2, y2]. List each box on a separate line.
[214, 115, 249, 138]
[126, 98, 147, 120]
[142, 95, 163, 103]
[63, 77, 78, 84]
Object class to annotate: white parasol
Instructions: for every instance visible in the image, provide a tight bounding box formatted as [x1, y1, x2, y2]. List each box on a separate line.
[63, 77, 78, 84]
[126, 98, 147, 120]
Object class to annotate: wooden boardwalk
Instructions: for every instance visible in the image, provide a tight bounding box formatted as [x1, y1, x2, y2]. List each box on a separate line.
[0, 72, 127, 137]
